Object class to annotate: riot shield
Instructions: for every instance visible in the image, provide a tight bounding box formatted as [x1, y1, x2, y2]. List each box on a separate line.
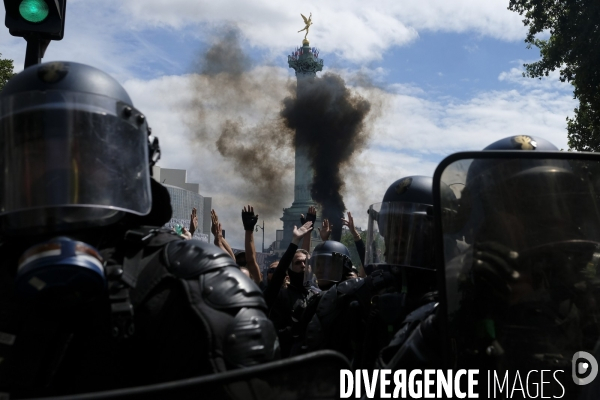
[24, 350, 349, 400]
[434, 151, 600, 397]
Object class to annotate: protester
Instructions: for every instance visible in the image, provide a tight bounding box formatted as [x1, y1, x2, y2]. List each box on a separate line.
[341, 211, 366, 277]
[210, 209, 236, 260]
[241, 205, 263, 286]
[300, 206, 317, 251]
[263, 221, 318, 357]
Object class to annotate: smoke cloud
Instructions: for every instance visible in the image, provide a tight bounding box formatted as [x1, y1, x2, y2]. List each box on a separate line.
[281, 74, 372, 240]
[187, 27, 294, 219]
[187, 26, 378, 244]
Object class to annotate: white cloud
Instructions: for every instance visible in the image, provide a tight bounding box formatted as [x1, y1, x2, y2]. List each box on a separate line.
[113, 0, 526, 63]
[1, 0, 530, 81]
[464, 44, 479, 53]
[498, 64, 573, 93]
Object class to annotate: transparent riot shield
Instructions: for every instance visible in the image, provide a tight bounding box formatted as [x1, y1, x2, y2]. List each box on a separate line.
[365, 202, 434, 269]
[434, 151, 600, 398]
[26, 350, 349, 400]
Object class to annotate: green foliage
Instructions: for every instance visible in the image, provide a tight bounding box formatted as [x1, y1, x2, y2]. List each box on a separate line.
[508, 0, 600, 151]
[340, 228, 367, 269]
[0, 54, 16, 92]
[566, 100, 600, 151]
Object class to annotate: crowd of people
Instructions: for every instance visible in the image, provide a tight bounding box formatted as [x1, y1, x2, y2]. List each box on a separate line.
[171, 137, 600, 398]
[173, 203, 368, 359]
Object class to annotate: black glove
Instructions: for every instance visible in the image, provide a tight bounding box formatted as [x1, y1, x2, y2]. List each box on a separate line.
[301, 209, 317, 225]
[242, 209, 259, 231]
[471, 241, 520, 306]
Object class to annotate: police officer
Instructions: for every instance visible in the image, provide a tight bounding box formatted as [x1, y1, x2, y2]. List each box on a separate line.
[0, 62, 278, 398]
[376, 135, 600, 398]
[440, 136, 600, 396]
[374, 136, 564, 372]
[305, 240, 354, 291]
[302, 176, 446, 368]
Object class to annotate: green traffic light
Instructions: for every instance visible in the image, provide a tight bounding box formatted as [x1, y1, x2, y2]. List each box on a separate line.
[19, 0, 49, 23]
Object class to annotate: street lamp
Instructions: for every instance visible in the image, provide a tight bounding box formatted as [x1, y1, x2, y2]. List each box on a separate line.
[255, 220, 265, 253]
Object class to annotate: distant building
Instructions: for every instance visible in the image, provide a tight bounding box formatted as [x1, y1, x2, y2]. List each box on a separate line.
[152, 166, 212, 242]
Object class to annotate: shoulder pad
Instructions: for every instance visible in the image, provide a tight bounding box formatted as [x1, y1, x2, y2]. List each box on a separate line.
[404, 301, 438, 325]
[163, 240, 236, 279]
[223, 308, 279, 367]
[336, 277, 365, 295]
[315, 285, 338, 318]
[305, 313, 323, 351]
[124, 226, 179, 247]
[383, 302, 437, 350]
[307, 286, 322, 296]
[203, 266, 266, 310]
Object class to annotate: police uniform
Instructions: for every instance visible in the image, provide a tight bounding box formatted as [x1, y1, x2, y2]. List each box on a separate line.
[0, 62, 278, 398]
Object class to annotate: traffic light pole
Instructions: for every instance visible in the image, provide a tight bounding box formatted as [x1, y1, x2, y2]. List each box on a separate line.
[24, 35, 50, 68]
[255, 220, 265, 253]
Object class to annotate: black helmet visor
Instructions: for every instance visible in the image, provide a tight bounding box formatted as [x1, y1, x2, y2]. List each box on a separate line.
[366, 202, 434, 269]
[0, 90, 151, 232]
[306, 253, 348, 287]
[436, 152, 600, 395]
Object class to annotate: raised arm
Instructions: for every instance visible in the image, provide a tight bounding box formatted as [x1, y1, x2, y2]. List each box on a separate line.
[242, 204, 262, 285]
[318, 218, 332, 242]
[300, 206, 316, 252]
[263, 221, 313, 309]
[211, 209, 235, 260]
[189, 207, 199, 237]
[342, 211, 366, 278]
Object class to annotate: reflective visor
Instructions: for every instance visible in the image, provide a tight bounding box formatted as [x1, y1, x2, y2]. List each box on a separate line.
[365, 202, 434, 269]
[0, 91, 151, 231]
[437, 154, 600, 394]
[305, 253, 347, 286]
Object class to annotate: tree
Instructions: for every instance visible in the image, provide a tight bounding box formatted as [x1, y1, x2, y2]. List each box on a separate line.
[340, 227, 368, 269]
[508, 0, 600, 151]
[0, 54, 16, 92]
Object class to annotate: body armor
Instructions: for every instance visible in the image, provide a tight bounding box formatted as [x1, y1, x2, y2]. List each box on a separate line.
[0, 227, 279, 398]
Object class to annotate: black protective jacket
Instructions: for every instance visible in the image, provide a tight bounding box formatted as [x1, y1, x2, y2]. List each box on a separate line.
[264, 243, 320, 357]
[0, 183, 278, 398]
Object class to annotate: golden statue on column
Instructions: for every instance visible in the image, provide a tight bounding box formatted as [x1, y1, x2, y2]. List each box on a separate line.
[298, 13, 313, 42]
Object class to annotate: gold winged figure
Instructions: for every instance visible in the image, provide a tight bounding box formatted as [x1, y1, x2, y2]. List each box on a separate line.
[298, 13, 312, 40]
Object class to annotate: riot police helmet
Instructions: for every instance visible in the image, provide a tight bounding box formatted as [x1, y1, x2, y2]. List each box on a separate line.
[306, 240, 352, 290]
[436, 148, 600, 388]
[483, 135, 559, 151]
[454, 135, 564, 243]
[0, 61, 158, 236]
[366, 176, 441, 270]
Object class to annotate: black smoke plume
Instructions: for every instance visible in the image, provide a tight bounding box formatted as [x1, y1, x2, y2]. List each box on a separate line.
[188, 27, 294, 220]
[188, 27, 376, 243]
[281, 74, 372, 240]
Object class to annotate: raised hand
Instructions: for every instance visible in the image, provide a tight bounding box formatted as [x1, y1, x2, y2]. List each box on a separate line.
[318, 218, 332, 241]
[242, 205, 259, 231]
[300, 206, 317, 225]
[181, 226, 192, 240]
[210, 209, 221, 237]
[189, 207, 199, 236]
[292, 221, 313, 245]
[341, 211, 360, 240]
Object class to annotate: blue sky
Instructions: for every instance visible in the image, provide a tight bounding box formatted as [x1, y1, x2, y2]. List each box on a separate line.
[0, 0, 576, 248]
